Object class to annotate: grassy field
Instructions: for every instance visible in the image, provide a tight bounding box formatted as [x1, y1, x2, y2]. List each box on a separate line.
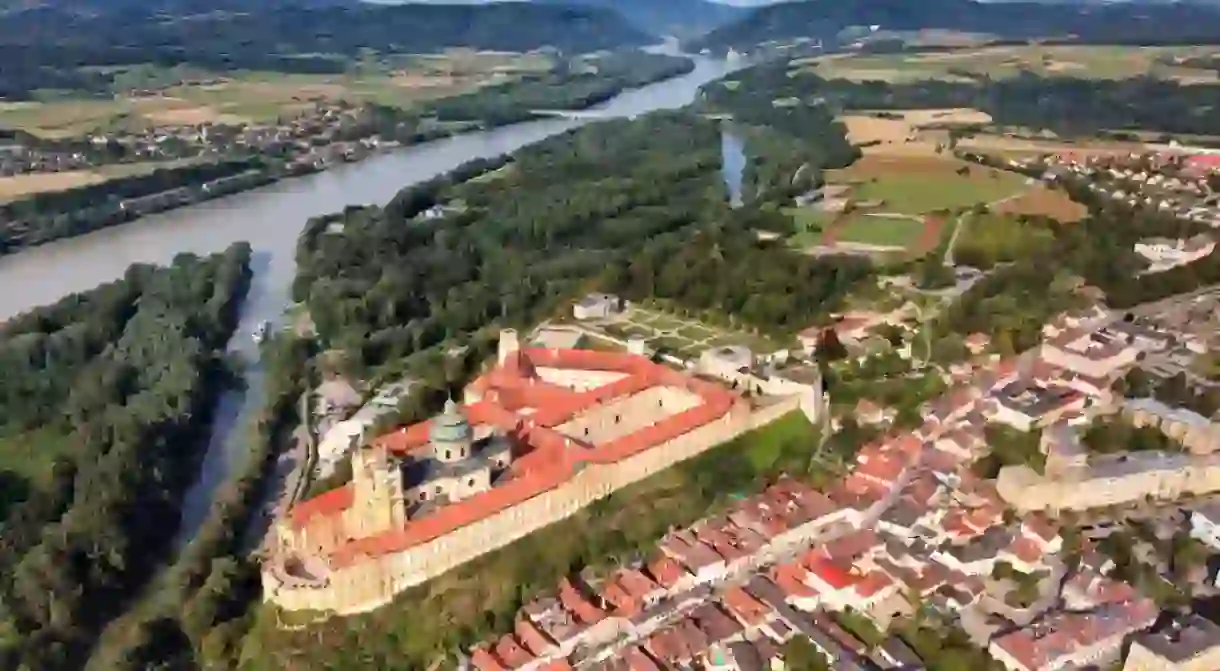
[799, 45, 1220, 83]
[827, 155, 1027, 214]
[243, 412, 819, 671]
[835, 213, 927, 248]
[0, 52, 554, 137]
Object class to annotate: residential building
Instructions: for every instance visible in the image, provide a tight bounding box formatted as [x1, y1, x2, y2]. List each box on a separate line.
[1124, 615, 1220, 671]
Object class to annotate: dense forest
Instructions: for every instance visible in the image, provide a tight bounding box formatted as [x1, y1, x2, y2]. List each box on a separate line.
[292, 111, 728, 367]
[688, 0, 1220, 53]
[0, 243, 252, 669]
[698, 62, 860, 205]
[603, 226, 871, 339]
[426, 52, 694, 126]
[0, 2, 652, 99]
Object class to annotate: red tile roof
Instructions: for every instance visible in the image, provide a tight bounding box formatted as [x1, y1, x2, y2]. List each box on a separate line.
[803, 556, 858, 591]
[647, 556, 688, 589]
[472, 648, 508, 671]
[289, 483, 353, 528]
[721, 586, 772, 627]
[492, 635, 535, 670]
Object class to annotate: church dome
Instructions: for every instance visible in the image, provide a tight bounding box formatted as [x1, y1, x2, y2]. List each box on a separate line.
[431, 399, 472, 445]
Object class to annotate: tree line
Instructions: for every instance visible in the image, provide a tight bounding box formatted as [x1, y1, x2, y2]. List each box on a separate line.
[0, 159, 270, 256]
[602, 224, 871, 339]
[698, 62, 860, 206]
[688, 0, 1220, 53]
[0, 243, 252, 669]
[817, 72, 1220, 138]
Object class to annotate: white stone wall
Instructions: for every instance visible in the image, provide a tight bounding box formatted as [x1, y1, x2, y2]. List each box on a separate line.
[998, 459, 1220, 512]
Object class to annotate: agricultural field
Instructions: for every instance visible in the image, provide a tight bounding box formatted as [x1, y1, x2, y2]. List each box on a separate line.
[992, 187, 1087, 223]
[0, 51, 554, 137]
[826, 154, 1028, 215]
[0, 158, 204, 202]
[799, 45, 1220, 84]
[833, 213, 928, 248]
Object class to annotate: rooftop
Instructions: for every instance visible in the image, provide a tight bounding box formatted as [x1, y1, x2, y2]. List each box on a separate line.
[1134, 614, 1220, 663]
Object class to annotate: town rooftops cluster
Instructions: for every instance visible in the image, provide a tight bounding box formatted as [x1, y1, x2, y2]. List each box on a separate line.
[469, 477, 855, 671]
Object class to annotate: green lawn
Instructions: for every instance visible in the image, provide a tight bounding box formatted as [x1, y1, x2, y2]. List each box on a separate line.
[852, 171, 1024, 214]
[677, 325, 716, 341]
[244, 413, 819, 671]
[836, 214, 926, 248]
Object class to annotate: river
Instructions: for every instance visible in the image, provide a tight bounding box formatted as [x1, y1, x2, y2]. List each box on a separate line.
[0, 52, 741, 542]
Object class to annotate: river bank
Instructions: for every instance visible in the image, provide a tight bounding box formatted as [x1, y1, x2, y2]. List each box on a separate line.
[0, 54, 698, 259]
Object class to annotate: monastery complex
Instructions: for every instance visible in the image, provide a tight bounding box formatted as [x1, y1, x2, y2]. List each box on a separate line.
[263, 329, 824, 615]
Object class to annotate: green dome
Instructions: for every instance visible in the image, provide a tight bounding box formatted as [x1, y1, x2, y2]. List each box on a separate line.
[431, 399, 472, 445]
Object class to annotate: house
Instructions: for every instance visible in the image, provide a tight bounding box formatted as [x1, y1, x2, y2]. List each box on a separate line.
[964, 333, 991, 355]
[1040, 327, 1139, 381]
[989, 598, 1158, 671]
[1124, 614, 1220, 671]
[1189, 501, 1220, 552]
[573, 293, 624, 321]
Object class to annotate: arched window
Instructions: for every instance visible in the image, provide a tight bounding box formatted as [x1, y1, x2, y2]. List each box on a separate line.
[468, 478, 475, 487]
[615, 415, 620, 424]
[445, 449, 452, 460]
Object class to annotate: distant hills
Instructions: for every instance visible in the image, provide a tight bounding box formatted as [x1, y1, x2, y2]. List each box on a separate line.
[688, 0, 1220, 52]
[531, 0, 745, 38]
[0, 1, 653, 55]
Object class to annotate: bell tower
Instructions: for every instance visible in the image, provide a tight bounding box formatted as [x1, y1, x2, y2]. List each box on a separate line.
[351, 443, 405, 536]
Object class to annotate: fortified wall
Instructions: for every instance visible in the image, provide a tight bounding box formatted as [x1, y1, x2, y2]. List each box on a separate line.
[262, 331, 816, 616]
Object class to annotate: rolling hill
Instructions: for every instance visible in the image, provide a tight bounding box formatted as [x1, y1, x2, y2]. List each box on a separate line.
[532, 0, 744, 38]
[687, 0, 1220, 52]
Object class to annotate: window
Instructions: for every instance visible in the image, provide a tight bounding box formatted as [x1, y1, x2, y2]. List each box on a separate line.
[615, 414, 620, 424]
[435, 486, 442, 494]
[445, 450, 451, 460]
[468, 478, 475, 487]
[584, 427, 590, 437]
[419, 492, 426, 501]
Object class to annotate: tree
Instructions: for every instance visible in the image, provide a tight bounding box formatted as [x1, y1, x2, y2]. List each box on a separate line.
[782, 637, 831, 671]
[816, 328, 849, 363]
